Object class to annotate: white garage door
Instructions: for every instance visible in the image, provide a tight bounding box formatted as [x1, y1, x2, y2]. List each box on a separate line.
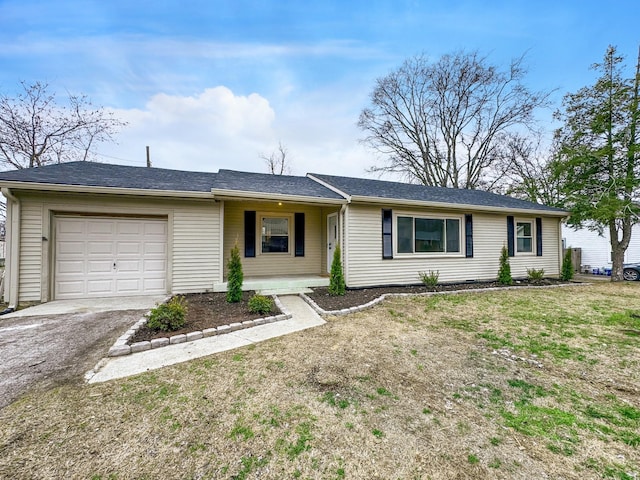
[55, 216, 168, 299]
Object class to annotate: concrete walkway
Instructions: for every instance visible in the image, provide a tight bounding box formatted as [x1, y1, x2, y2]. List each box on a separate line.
[87, 295, 325, 383]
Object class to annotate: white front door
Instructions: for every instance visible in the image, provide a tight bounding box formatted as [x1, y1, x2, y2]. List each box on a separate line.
[327, 213, 338, 272]
[55, 216, 168, 299]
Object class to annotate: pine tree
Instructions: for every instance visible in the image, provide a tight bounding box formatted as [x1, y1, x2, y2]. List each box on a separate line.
[553, 45, 640, 281]
[226, 243, 244, 303]
[561, 248, 574, 281]
[328, 245, 346, 296]
[497, 245, 512, 285]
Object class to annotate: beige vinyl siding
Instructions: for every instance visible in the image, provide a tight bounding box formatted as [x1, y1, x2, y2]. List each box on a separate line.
[223, 201, 325, 277]
[344, 204, 562, 288]
[509, 217, 561, 277]
[13, 191, 220, 302]
[18, 201, 44, 302]
[172, 205, 220, 293]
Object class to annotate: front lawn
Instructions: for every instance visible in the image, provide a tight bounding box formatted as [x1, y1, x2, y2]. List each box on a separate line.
[1, 282, 639, 479]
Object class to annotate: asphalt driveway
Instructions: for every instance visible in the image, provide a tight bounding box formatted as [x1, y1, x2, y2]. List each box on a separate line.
[0, 296, 164, 410]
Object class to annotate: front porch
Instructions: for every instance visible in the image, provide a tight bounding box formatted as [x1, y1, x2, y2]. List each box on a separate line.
[213, 275, 329, 295]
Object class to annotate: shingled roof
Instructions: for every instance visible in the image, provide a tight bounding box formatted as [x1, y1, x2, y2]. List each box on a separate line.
[214, 169, 344, 200]
[0, 162, 566, 214]
[310, 173, 566, 214]
[0, 161, 217, 192]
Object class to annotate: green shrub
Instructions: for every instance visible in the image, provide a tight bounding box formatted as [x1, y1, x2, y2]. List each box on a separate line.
[527, 268, 545, 282]
[329, 244, 346, 296]
[146, 296, 187, 332]
[561, 248, 574, 281]
[498, 245, 512, 285]
[227, 242, 244, 303]
[419, 270, 440, 287]
[248, 294, 273, 315]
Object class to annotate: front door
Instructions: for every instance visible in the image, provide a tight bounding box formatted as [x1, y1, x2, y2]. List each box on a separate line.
[327, 213, 338, 272]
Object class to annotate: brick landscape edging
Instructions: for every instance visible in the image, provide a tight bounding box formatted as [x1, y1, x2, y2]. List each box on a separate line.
[299, 282, 587, 317]
[107, 295, 291, 357]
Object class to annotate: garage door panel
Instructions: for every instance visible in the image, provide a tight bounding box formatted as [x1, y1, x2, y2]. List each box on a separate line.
[143, 278, 166, 292]
[144, 242, 167, 255]
[57, 280, 85, 296]
[117, 242, 142, 255]
[56, 260, 85, 274]
[117, 222, 143, 234]
[115, 278, 142, 293]
[144, 222, 167, 235]
[117, 260, 141, 273]
[87, 260, 114, 274]
[58, 241, 86, 255]
[144, 259, 167, 273]
[87, 279, 116, 296]
[58, 219, 85, 235]
[88, 242, 115, 255]
[55, 217, 168, 299]
[87, 221, 115, 235]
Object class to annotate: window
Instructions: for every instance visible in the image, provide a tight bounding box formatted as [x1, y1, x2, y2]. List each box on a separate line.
[397, 215, 461, 254]
[516, 221, 533, 253]
[261, 216, 289, 253]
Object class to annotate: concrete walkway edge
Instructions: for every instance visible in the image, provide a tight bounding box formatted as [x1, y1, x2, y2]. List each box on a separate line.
[86, 295, 325, 384]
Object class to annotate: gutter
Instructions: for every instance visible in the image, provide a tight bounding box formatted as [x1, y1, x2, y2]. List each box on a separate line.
[0, 181, 214, 199]
[348, 195, 569, 218]
[1, 187, 19, 311]
[340, 203, 348, 286]
[210, 188, 346, 205]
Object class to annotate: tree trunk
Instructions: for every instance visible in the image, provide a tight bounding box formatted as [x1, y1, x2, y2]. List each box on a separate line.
[609, 219, 632, 282]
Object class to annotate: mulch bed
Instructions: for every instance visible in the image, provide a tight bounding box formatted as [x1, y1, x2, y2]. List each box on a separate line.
[305, 278, 569, 311]
[130, 291, 277, 343]
[129, 279, 571, 343]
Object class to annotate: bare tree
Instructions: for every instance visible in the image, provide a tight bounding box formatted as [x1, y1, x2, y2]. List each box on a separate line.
[260, 141, 292, 175]
[358, 51, 551, 189]
[0, 81, 126, 170]
[493, 133, 563, 206]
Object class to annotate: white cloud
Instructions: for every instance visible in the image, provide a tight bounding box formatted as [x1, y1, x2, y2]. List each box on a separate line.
[97, 85, 377, 178]
[100, 87, 276, 172]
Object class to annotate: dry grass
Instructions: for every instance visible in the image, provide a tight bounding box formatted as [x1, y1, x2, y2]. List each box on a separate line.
[1, 282, 639, 479]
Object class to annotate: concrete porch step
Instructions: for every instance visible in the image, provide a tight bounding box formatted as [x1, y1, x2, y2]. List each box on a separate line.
[214, 276, 328, 293]
[258, 287, 314, 296]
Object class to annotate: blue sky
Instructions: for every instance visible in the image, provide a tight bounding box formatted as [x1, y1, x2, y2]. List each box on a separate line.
[0, 0, 638, 176]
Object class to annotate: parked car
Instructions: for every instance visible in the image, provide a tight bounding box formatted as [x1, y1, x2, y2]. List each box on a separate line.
[623, 263, 640, 281]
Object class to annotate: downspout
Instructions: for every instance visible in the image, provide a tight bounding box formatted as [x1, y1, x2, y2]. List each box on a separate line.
[1, 187, 20, 311]
[340, 203, 348, 287]
[559, 216, 568, 277]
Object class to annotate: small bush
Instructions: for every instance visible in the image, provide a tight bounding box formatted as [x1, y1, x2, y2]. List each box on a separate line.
[419, 270, 440, 287]
[146, 296, 187, 332]
[561, 248, 574, 281]
[248, 294, 273, 315]
[227, 242, 244, 303]
[527, 268, 545, 282]
[498, 245, 512, 285]
[329, 245, 346, 296]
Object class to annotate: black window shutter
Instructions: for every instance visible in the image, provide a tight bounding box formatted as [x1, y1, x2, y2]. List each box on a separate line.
[465, 214, 473, 258]
[295, 212, 305, 257]
[382, 209, 393, 259]
[507, 215, 515, 257]
[536, 217, 543, 256]
[244, 211, 256, 258]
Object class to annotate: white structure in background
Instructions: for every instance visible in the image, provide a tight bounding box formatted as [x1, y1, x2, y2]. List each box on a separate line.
[562, 224, 640, 272]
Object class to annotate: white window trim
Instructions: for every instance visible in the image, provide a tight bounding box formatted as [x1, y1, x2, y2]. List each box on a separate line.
[393, 212, 464, 258]
[515, 219, 535, 255]
[258, 212, 293, 256]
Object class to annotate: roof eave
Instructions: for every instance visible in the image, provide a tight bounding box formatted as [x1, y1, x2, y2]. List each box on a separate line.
[349, 195, 569, 217]
[0, 180, 214, 198]
[211, 188, 346, 205]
